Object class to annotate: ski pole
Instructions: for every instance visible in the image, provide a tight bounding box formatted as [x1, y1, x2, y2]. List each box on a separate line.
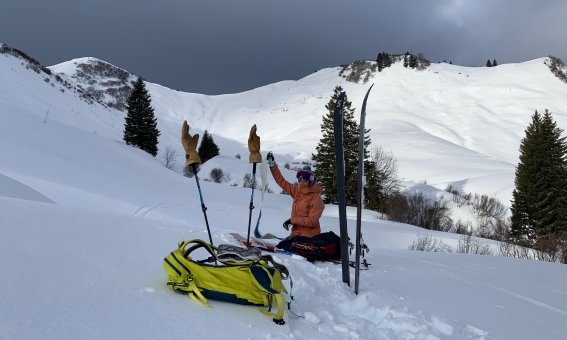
[254, 161, 268, 239]
[246, 163, 257, 247]
[246, 124, 262, 247]
[193, 164, 214, 246]
[181, 120, 214, 247]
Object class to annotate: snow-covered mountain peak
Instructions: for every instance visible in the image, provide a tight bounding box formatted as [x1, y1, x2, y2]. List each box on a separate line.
[4, 42, 567, 203]
[49, 57, 137, 111]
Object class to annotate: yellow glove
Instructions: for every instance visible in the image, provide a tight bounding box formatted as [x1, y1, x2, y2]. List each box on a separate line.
[248, 124, 262, 163]
[181, 120, 201, 166]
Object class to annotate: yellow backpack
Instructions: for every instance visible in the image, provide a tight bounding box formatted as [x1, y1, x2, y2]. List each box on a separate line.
[164, 239, 289, 324]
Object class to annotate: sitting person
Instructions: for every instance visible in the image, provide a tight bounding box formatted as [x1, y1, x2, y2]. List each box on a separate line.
[266, 152, 324, 238]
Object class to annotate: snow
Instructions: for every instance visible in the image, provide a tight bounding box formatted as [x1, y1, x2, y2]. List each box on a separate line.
[2, 48, 567, 339]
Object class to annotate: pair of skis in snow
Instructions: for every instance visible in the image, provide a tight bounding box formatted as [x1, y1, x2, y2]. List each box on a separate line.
[334, 84, 374, 294]
[229, 233, 369, 269]
[230, 233, 291, 254]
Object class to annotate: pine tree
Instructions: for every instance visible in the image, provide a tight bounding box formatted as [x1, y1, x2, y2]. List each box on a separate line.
[408, 54, 418, 69]
[123, 77, 160, 156]
[312, 86, 377, 206]
[493, 59, 498, 67]
[486, 59, 493, 67]
[198, 130, 220, 163]
[511, 110, 567, 245]
[537, 110, 567, 235]
[376, 52, 392, 72]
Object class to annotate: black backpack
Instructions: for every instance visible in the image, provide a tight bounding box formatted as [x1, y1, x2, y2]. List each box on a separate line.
[276, 231, 341, 261]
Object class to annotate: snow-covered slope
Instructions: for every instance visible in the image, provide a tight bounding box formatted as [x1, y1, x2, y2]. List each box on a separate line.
[2, 44, 567, 339]
[49, 55, 567, 204]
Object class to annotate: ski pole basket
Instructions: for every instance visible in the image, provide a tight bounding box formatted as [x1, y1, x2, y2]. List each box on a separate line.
[164, 239, 289, 324]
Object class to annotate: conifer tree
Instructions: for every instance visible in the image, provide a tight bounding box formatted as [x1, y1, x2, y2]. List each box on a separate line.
[537, 110, 567, 235]
[198, 130, 220, 163]
[123, 77, 160, 156]
[376, 52, 392, 72]
[312, 86, 377, 206]
[486, 59, 493, 67]
[492, 59, 498, 67]
[511, 110, 567, 244]
[408, 54, 418, 69]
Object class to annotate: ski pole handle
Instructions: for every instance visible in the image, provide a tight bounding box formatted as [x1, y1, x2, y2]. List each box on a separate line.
[248, 124, 262, 163]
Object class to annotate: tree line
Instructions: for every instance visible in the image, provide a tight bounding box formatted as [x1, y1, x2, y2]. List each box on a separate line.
[312, 86, 567, 262]
[123, 76, 219, 164]
[123, 76, 567, 262]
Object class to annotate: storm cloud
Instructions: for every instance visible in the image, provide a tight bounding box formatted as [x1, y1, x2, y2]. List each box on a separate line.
[1, 0, 566, 94]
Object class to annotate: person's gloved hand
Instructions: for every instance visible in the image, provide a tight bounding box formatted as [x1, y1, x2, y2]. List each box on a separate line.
[248, 124, 262, 163]
[181, 120, 201, 166]
[282, 218, 292, 231]
[266, 152, 276, 168]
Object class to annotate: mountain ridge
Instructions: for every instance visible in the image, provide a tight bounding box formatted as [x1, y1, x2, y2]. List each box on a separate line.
[3, 42, 567, 204]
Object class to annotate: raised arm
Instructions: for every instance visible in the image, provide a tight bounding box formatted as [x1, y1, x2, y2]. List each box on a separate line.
[270, 164, 296, 196]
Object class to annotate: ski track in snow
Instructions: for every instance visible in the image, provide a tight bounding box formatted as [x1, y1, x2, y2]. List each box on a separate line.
[418, 258, 567, 318]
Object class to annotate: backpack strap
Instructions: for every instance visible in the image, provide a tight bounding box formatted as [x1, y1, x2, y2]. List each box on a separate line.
[260, 294, 285, 325]
[165, 240, 213, 306]
[180, 239, 217, 259]
[261, 255, 289, 279]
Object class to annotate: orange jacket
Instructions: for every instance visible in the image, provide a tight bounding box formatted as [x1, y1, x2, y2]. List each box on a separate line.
[270, 165, 325, 237]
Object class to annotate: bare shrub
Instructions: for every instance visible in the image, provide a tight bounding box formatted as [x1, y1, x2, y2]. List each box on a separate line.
[385, 192, 450, 231]
[498, 241, 516, 258]
[453, 192, 472, 208]
[457, 234, 494, 255]
[498, 240, 564, 263]
[454, 220, 473, 235]
[416, 53, 431, 70]
[162, 146, 178, 170]
[210, 168, 230, 183]
[339, 60, 378, 84]
[474, 223, 494, 239]
[444, 184, 459, 196]
[471, 194, 507, 219]
[371, 146, 401, 197]
[545, 56, 567, 84]
[559, 236, 567, 264]
[533, 233, 567, 264]
[242, 173, 257, 189]
[479, 217, 510, 241]
[439, 215, 454, 232]
[408, 234, 452, 252]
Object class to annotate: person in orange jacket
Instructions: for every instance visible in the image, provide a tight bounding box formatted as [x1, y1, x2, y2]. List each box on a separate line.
[266, 152, 324, 238]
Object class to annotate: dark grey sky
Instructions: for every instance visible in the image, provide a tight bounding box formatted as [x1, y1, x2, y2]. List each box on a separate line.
[2, 0, 566, 94]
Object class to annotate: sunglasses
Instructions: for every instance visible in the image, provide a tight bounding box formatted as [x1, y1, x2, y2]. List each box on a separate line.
[296, 170, 313, 182]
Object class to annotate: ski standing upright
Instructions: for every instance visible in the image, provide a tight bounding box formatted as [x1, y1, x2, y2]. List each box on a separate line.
[355, 84, 374, 294]
[333, 91, 350, 286]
